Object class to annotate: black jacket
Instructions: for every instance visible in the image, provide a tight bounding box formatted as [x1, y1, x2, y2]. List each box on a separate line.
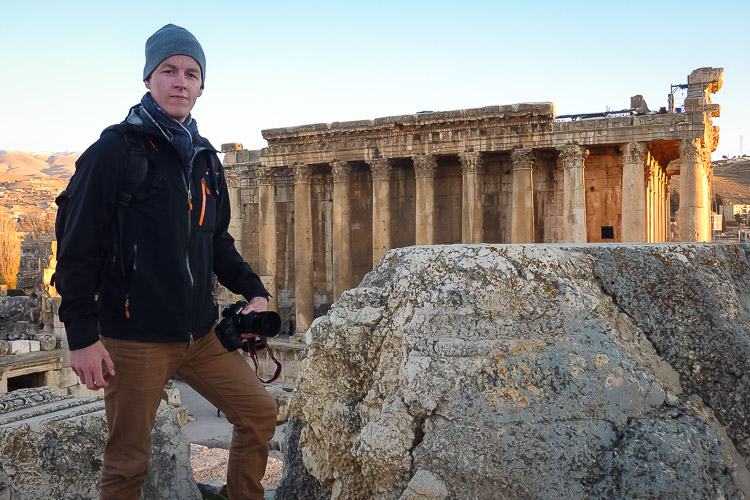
[56, 122, 268, 350]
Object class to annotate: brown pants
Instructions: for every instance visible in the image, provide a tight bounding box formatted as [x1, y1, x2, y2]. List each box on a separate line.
[99, 331, 277, 500]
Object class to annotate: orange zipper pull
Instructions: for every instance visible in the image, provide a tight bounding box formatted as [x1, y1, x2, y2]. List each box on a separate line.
[199, 179, 207, 226]
[125, 298, 131, 318]
[188, 188, 193, 211]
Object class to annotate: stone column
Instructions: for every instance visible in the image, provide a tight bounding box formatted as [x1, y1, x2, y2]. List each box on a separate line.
[459, 152, 485, 244]
[511, 148, 535, 243]
[559, 145, 589, 243]
[368, 158, 393, 266]
[621, 142, 647, 242]
[413, 154, 437, 245]
[257, 164, 277, 311]
[665, 175, 672, 241]
[679, 139, 710, 242]
[331, 160, 352, 301]
[658, 170, 666, 241]
[647, 165, 656, 242]
[225, 169, 244, 258]
[293, 163, 314, 339]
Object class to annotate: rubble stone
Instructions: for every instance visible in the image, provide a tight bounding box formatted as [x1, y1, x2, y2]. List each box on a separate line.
[284, 243, 750, 499]
[37, 334, 56, 351]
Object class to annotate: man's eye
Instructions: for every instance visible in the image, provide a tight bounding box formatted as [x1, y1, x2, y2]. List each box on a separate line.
[187, 73, 198, 79]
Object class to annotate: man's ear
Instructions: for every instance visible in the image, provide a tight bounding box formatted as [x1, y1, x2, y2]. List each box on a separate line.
[144, 78, 151, 90]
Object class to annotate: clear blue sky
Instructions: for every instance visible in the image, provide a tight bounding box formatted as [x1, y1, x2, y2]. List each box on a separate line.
[2, 0, 748, 161]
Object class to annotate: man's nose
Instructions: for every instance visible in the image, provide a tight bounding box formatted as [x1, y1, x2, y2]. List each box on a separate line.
[174, 73, 187, 88]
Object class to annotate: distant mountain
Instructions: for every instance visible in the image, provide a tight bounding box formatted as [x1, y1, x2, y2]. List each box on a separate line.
[0, 150, 78, 179]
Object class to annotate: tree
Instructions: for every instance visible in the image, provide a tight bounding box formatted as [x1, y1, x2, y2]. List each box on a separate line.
[0, 215, 21, 289]
[17, 212, 55, 236]
[713, 193, 725, 211]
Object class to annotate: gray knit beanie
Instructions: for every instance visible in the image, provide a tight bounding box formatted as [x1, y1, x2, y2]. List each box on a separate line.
[143, 24, 206, 88]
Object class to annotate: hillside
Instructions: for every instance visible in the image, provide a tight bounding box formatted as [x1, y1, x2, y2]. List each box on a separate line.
[0, 150, 78, 180]
[712, 158, 750, 204]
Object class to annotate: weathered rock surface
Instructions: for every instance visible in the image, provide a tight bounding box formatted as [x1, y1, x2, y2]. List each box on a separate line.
[0, 386, 200, 499]
[286, 243, 750, 499]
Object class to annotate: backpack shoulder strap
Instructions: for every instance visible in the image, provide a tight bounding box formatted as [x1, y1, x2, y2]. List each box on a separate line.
[109, 127, 151, 274]
[118, 130, 150, 207]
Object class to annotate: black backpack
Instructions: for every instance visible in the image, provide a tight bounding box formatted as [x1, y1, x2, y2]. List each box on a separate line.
[51, 129, 149, 285]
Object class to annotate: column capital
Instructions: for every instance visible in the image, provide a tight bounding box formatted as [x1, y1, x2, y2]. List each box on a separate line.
[459, 151, 485, 175]
[622, 141, 648, 165]
[330, 160, 351, 183]
[293, 163, 311, 184]
[511, 147, 534, 170]
[680, 139, 710, 164]
[368, 158, 392, 181]
[412, 154, 437, 178]
[255, 165, 275, 185]
[558, 144, 589, 168]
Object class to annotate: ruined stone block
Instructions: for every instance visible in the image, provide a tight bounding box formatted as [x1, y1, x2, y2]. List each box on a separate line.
[163, 379, 181, 407]
[8, 340, 30, 355]
[0, 341, 8, 356]
[28, 340, 40, 352]
[285, 244, 750, 499]
[174, 405, 189, 426]
[0, 388, 201, 499]
[42, 367, 80, 390]
[221, 142, 242, 153]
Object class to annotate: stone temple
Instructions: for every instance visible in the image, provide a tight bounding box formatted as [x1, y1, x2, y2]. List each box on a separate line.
[221, 67, 723, 339]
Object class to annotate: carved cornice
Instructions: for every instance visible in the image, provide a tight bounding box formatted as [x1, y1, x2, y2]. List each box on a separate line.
[330, 160, 351, 183]
[622, 141, 647, 166]
[293, 163, 311, 184]
[459, 151, 485, 175]
[412, 154, 437, 178]
[558, 144, 589, 168]
[255, 165, 276, 185]
[511, 147, 534, 170]
[367, 158, 392, 181]
[262, 102, 556, 141]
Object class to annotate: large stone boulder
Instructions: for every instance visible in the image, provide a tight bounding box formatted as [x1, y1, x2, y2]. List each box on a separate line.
[286, 244, 750, 499]
[0, 386, 200, 499]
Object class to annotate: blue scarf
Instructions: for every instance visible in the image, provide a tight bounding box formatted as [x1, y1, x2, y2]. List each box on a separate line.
[137, 92, 200, 176]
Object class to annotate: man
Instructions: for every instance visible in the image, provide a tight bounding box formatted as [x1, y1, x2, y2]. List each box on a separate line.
[55, 24, 277, 499]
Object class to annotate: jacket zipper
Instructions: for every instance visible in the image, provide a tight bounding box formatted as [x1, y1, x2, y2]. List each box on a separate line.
[183, 170, 195, 342]
[124, 244, 137, 318]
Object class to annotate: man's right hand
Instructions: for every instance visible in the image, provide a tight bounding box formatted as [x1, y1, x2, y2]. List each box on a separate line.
[70, 341, 115, 390]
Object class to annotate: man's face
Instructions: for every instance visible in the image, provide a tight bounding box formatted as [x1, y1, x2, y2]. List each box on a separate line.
[144, 54, 203, 122]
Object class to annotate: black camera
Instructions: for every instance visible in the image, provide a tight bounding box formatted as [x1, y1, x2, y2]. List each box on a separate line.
[215, 301, 281, 352]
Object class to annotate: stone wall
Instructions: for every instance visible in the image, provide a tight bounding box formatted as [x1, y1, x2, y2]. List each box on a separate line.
[282, 243, 750, 499]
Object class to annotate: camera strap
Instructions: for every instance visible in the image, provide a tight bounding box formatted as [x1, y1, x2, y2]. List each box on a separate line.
[244, 339, 282, 384]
